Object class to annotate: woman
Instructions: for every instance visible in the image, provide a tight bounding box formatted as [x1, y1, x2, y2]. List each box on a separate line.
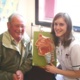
[45, 12, 80, 80]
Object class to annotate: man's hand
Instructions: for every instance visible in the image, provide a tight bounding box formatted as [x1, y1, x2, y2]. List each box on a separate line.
[16, 70, 24, 80]
[13, 74, 18, 80]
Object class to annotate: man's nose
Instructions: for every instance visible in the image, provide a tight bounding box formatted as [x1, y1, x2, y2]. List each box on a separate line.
[18, 26, 23, 32]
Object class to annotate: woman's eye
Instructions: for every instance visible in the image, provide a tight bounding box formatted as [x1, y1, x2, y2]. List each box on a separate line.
[59, 23, 64, 26]
[54, 23, 58, 26]
[54, 23, 65, 27]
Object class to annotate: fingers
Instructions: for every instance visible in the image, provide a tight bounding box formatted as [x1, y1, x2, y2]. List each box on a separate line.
[50, 63, 54, 66]
[16, 70, 24, 80]
[13, 74, 18, 80]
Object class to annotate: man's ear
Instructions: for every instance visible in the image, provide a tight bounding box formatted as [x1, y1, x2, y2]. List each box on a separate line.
[7, 22, 10, 29]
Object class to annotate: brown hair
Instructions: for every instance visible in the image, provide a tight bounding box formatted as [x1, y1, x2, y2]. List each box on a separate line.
[51, 12, 74, 47]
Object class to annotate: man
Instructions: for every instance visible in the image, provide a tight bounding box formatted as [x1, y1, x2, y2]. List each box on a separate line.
[0, 13, 32, 80]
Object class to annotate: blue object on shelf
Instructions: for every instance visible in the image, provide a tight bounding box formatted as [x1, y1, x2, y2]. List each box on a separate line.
[73, 26, 80, 32]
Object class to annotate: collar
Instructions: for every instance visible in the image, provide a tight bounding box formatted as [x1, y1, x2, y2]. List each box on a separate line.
[2, 31, 30, 49]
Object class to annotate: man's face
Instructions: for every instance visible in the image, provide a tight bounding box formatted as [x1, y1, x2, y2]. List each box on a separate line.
[7, 15, 26, 42]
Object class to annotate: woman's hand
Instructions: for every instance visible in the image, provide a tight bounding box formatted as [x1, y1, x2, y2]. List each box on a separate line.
[45, 63, 58, 74]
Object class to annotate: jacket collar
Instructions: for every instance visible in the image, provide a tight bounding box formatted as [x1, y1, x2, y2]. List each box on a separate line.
[2, 31, 30, 50]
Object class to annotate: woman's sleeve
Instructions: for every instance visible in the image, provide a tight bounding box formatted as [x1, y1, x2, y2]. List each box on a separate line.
[70, 44, 80, 70]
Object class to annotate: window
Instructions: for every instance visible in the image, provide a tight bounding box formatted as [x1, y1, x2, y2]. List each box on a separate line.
[35, 0, 80, 27]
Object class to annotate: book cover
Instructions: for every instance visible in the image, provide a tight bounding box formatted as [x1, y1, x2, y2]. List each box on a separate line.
[32, 31, 56, 67]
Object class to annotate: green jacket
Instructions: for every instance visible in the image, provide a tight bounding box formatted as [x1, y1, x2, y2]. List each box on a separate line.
[0, 31, 32, 80]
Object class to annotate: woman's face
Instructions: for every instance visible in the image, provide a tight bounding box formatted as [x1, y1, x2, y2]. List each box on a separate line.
[54, 17, 67, 39]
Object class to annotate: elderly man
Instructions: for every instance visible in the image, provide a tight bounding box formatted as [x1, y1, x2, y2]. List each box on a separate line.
[0, 13, 32, 80]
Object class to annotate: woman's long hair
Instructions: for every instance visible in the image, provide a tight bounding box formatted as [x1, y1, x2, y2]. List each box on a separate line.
[51, 12, 74, 47]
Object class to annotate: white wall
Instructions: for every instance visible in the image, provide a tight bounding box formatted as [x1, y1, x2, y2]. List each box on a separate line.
[54, 0, 80, 26]
[17, 0, 35, 25]
[17, 0, 35, 37]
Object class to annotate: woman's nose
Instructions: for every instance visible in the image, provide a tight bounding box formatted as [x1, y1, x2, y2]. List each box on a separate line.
[56, 25, 60, 29]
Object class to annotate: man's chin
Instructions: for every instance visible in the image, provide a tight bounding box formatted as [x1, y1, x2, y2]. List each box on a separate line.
[16, 36, 22, 42]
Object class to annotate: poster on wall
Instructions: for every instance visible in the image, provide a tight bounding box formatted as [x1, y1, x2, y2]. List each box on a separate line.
[0, 0, 19, 21]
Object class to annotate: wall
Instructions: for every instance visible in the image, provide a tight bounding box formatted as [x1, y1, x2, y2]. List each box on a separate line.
[54, 0, 80, 26]
[18, 0, 35, 25]
[17, 0, 35, 37]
